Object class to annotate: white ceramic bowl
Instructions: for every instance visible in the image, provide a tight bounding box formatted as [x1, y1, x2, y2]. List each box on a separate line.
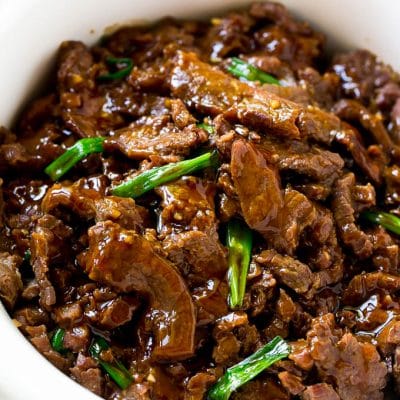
[0, 1, 399, 399]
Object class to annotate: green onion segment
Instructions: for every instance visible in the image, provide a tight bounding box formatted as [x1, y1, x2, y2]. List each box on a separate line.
[112, 150, 219, 198]
[227, 57, 280, 85]
[208, 336, 290, 400]
[89, 336, 133, 390]
[98, 57, 134, 81]
[227, 219, 253, 309]
[362, 210, 400, 235]
[51, 328, 66, 353]
[45, 137, 105, 181]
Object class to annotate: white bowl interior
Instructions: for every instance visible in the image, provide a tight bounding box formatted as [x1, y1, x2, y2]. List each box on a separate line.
[0, 0, 399, 399]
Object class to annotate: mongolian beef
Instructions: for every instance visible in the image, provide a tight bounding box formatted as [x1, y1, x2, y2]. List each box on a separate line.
[2, 2, 400, 399]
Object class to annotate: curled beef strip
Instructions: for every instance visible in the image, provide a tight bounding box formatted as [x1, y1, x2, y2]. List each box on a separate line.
[332, 173, 376, 259]
[231, 139, 316, 254]
[79, 220, 196, 361]
[0, 252, 23, 310]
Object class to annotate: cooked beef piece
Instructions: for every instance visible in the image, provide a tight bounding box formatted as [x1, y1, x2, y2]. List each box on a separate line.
[185, 372, 216, 400]
[4, 2, 400, 399]
[343, 272, 400, 305]
[305, 314, 387, 400]
[231, 139, 316, 254]
[104, 115, 207, 162]
[31, 214, 73, 310]
[256, 250, 314, 295]
[70, 353, 104, 396]
[0, 252, 23, 310]
[301, 383, 340, 400]
[278, 371, 305, 395]
[42, 180, 148, 231]
[333, 98, 400, 160]
[13, 305, 49, 326]
[80, 220, 195, 361]
[25, 325, 72, 372]
[368, 225, 399, 274]
[258, 136, 344, 186]
[156, 177, 227, 282]
[168, 50, 303, 138]
[384, 165, 400, 205]
[330, 49, 398, 106]
[332, 173, 375, 259]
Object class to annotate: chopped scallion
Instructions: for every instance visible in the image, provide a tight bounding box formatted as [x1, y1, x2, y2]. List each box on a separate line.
[98, 57, 133, 81]
[44, 137, 105, 181]
[362, 210, 400, 235]
[227, 57, 280, 85]
[227, 219, 253, 309]
[207, 336, 290, 400]
[112, 150, 219, 198]
[89, 336, 133, 390]
[51, 328, 66, 353]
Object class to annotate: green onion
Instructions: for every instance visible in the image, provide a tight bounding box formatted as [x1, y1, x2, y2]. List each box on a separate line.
[227, 219, 253, 309]
[51, 328, 66, 353]
[89, 336, 133, 390]
[112, 150, 219, 198]
[362, 210, 400, 235]
[44, 137, 105, 181]
[23, 249, 31, 264]
[208, 336, 290, 400]
[98, 57, 133, 81]
[197, 122, 214, 134]
[227, 57, 280, 85]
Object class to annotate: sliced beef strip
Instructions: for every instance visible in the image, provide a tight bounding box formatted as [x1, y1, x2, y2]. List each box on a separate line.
[259, 136, 344, 184]
[332, 173, 375, 259]
[278, 371, 305, 396]
[70, 353, 104, 396]
[231, 140, 316, 254]
[368, 225, 399, 274]
[384, 164, 400, 205]
[25, 325, 72, 372]
[192, 279, 228, 325]
[156, 176, 218, 236]
[42, 179, 148, 231]
[301, 383, 340, 400]
[256, 250, 314, 295]
[168, 50, 302, 138]
[0, 252, 23, 310]
[156, 177, 227, 282]
[305, 313, 387, 400]
[79, 220, 196, 361]
[168, 50, 382, 183]
[343, 272, 400, 305]
[31, 215, 73, 310]
[163, 231, 227, 282]
[13, 305, 49, 327]
[333, 98, 400, 160]
[330, 49, 398, 106]
[212, 311, 260, 366]
[104, 115, 207, 162]
[184, 372, 216, 400]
